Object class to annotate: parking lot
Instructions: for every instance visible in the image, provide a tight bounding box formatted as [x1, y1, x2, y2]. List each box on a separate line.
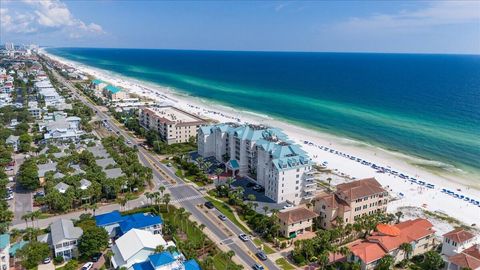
[231, 178, 289, 213]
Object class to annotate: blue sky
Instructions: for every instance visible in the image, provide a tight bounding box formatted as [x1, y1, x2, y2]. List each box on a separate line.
[1, 1, 479, 54]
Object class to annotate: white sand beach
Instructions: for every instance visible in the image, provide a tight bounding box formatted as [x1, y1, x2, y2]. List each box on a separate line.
[43, 51, 480, 235]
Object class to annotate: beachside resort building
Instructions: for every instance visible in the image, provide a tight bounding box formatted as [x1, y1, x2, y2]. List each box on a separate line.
[198, 123, 314, 204]
[139, 106, 207, 145]
[103, 85, 128, 101]
[441, 228, 480, 270]
[277, 206, 319, 238]
[312, 177, 388, 229]
[38, 219, 83, 261]
[0, 234, 9, 270]
[347, 218, 436, 270]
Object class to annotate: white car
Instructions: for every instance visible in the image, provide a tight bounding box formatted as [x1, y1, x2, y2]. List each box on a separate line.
[5, 194, 13, 200]
[81, 262, 94, 270]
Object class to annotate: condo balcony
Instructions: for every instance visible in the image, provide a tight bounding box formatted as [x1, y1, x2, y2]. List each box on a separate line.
[303, 191, 315, 200]
[303, 184, 316, 192]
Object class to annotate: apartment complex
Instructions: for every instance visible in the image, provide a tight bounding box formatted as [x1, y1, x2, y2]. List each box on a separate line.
[139, 106, 207, 145]
[348, 219, 436, 270]
[103, 85, 128, 101]
[312, 178, 388, 229]
[198, 123, 314, 204]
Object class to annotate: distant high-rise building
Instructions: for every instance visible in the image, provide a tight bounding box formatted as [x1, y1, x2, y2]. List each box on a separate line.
[5, 43, 14, 51]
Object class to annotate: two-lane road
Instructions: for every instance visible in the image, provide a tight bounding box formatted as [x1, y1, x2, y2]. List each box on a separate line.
[51, 69, 280, 270]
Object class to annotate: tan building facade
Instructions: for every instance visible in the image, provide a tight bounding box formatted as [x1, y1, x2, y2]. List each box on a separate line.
[139, 106, 207, 144]
[312, 178, 388, 229]
[277, 206, 318, 238]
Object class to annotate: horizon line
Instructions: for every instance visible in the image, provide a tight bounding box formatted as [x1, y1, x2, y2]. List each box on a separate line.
[42, 46, 480, 57]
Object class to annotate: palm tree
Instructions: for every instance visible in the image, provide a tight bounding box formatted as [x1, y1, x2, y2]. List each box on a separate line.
[214, 168, 224, 184]
[376, 254, 394, 270]
[89, 203, 98, 216]
[247, 194, 256, 201]
[262, 206, 269, 215]
[226, 250, 235, 260]
[158, 186, 165, 196]
[144, 191, 151, 204]
[154, 245, 165, 253]
[399, 242, 413, 260]
[395, 211, 403, 224]
[163, 194, 171, 212]
[21, 212, 31, 228]
[105, 250, 114, 269]
[253, 202, 258, 211]
[226, 177, 235, 189]
[31, 210, 41, 228]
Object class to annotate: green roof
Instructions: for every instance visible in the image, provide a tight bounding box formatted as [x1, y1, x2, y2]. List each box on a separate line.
[0, 234, 9, 249]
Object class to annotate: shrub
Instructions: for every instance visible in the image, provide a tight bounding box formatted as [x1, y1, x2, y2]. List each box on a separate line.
[54, 255, 64, 265]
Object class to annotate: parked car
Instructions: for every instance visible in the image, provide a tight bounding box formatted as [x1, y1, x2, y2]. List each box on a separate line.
[204, 201, 214, 209]
[218, 214, 227, 221]
[81, 262, 94, 270]
[282, 204, 293, 210]
[34, 191, 45, 198]
[252, 264, 264, 270]
[42, 257, 51, 264]
[91, 253, 102, 262]
[246, 182, 256, 188]
[256, 251, 267, 261]
[238, 233, 249, 242]
[5, 194, 13, 200]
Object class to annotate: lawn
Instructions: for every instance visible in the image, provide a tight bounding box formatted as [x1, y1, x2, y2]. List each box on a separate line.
[275, 258, 295, 270]
[205, 196, 250, 233]
[253, 238, 275, 254]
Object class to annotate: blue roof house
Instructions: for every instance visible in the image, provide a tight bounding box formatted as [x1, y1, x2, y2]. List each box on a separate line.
[95, 211, 163, 237]
[132, 252, 201, 270]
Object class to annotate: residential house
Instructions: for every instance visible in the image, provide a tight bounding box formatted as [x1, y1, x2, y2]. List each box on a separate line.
[348, 219, 436, 270]
[6, 135, 19, 152]
[80, 179, 92, 190]
[105, 168, 124, 179]
[110, 229, 172, 270]
[139, 106, 207, 145]
[95, 211, 163, 237]
[442, 228, 480, 270]
[38, 219, 83, 261]
[54, 182, 70, 193]
[95, 157, 116, 169]
[0, 234, 9, 270]
[277, 206, 319, 238]
[198, 123, 314, 204]
[38, 162, 57, 185]
[42, 116, 84, 141]
[132, 251, 201, 270]
[312, 178, 388, 229]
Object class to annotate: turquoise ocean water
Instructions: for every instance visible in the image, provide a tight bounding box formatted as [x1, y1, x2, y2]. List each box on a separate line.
[46, 48, 480, 178]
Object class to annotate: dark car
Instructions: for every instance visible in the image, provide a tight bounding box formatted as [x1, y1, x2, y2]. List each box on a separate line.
[91, 253, 102, 262]
[204, 201, 214, 209]
[256, 251, 267, 261]
[252, 264, 264, 270]
[246, 182, 255, 188]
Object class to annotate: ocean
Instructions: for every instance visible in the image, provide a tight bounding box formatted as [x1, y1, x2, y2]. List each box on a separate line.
[46, 48, 480, 177]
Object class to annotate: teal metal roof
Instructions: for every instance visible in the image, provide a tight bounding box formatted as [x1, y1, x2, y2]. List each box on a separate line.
[228, 159, 240, 169]
[9, 240, 28, 256]
[105, 85, 121, 94]
[0, 234, 9, 249]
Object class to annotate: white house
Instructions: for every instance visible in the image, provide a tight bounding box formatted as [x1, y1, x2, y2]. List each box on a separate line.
[442, 228, 480, 270]
[38, 219, 83, 261]
[111, 229, 173, 270]
[6, 135, 19, 152]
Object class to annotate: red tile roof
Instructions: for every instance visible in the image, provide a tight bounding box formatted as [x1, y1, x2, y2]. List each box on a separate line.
[443, 228, 476, 243]
[449, 246, 480, 270]
[349, 219, 435, 264]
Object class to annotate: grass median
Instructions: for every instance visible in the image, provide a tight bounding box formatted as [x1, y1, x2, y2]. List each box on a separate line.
[275, 258, 295, 270]
[252, 238, 275, 254]
[205, 196, 250, 233]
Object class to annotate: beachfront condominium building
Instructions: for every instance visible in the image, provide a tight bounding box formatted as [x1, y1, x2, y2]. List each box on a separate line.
[139, 106, 207, 145]
[103, 85, 128, 101]
[198, 123, 315, 204]
[312, 177, 388, 229]
[90, 79, 108, 98]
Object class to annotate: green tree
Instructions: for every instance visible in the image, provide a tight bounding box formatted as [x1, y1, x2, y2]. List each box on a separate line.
[17, 158, 39, 190]
[18, 133, 32, 153]
[399, 242, 413, 260]
[375, 255, 394, 270]
[421, 251, 444, 270]
[17, 241, 51, 269]
[78, 226, 109, 257]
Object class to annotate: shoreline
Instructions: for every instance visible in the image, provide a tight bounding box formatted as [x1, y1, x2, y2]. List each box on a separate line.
[42, 49, 480, 232]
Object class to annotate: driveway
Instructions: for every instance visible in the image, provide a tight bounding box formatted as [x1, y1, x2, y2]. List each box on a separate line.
[231, 178, 288, 213]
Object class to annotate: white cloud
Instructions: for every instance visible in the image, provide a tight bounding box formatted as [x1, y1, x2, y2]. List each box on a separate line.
[332, 1, 480, 33]
[0, 0, 104, 39]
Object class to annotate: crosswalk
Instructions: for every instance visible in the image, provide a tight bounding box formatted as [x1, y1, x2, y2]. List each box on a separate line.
[171, 194, 204, 203]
